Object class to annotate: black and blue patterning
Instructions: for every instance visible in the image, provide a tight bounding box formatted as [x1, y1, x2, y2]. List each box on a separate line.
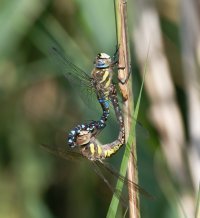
[77, 83, 125, 160]
[52, 48, 126, 159]
[67, 53, 115, 148]
[52, 49, 114, 146]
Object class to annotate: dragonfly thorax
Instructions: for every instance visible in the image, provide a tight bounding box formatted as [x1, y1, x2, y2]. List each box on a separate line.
[94, 53, 112, 69]
[81, 140, 105, 161]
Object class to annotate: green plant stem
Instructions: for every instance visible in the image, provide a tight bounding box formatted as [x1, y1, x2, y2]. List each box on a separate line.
[106, 0, 141, 217]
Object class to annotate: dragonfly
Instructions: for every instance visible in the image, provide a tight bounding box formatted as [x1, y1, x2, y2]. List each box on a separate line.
[73, 83, 125, 160]
[50, 46, 128, 156]
[45, 44, 152, 206]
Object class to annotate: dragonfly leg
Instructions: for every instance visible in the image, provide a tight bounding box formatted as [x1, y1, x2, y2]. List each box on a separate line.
[112, 45, 120, 62]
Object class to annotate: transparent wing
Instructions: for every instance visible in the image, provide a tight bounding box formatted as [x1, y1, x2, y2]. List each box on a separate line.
[50, 46, 94, 90]
[41, 143, 130, 205]
[41, 143, 152, 208]
[91, 161, 131, 208]
[95, 160, 153, 200]
[41, 143, 84, 162]
[50, 46, 100, 109]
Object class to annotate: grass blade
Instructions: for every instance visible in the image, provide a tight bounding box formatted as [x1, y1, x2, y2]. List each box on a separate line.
[106, 56, 148, 217]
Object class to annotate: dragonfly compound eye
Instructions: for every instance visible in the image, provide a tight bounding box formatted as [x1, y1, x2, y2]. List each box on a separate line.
[95, 53, 111, 69]
[75, 130, 92, 146]
[98, 53, 111, 59]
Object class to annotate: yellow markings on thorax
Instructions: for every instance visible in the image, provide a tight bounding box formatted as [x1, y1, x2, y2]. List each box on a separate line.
[99, 70, 111, 89]
[100, 70, 109, 83]
[104, 78, 111, 89]
[89, 143, 95, 155]
[97, 145, 102, 155]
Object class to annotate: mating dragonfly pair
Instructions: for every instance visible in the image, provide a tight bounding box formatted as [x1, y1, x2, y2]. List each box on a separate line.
[50, 47, 127, 160]
[42, 45, 150, 204]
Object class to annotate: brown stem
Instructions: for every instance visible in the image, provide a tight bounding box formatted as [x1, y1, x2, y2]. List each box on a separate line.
[116, 0, 140, 217]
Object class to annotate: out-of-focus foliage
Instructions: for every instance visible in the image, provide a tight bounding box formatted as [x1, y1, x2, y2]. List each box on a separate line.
[0, 0, 199, 218]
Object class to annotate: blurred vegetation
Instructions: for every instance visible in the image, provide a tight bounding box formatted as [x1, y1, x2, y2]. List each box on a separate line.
[0, 0, 199, 218]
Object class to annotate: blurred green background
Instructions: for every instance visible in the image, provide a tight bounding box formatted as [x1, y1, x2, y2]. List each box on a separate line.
[0, 0, 199, 218]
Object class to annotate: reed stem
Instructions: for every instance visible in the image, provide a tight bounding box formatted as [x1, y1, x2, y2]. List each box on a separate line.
[106, 0, 140, 217]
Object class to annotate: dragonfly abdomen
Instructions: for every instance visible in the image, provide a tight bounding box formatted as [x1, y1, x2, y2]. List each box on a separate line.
[68, 121, 104, 148]
[81, 134, 125, 160]
[98, 98, 110, 123]
[68, 57, 114, 148]
[80, 84, 126, 160]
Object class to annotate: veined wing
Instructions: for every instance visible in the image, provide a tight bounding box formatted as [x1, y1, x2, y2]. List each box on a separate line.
[41, 143, 131, 206]
[50, 46, 99, 109]
[50, 46, 94, 91]
[91, 160, 131, 208]
[41, 143, 84, 162]
[94, 160, 153, 199]
[41, 143, 152, 207]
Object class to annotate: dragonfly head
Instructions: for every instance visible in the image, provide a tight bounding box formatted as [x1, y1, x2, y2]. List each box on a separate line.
[68, 130, 92, 148]
[75, 130, 92, 146]
[94, 53, 112, 69]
